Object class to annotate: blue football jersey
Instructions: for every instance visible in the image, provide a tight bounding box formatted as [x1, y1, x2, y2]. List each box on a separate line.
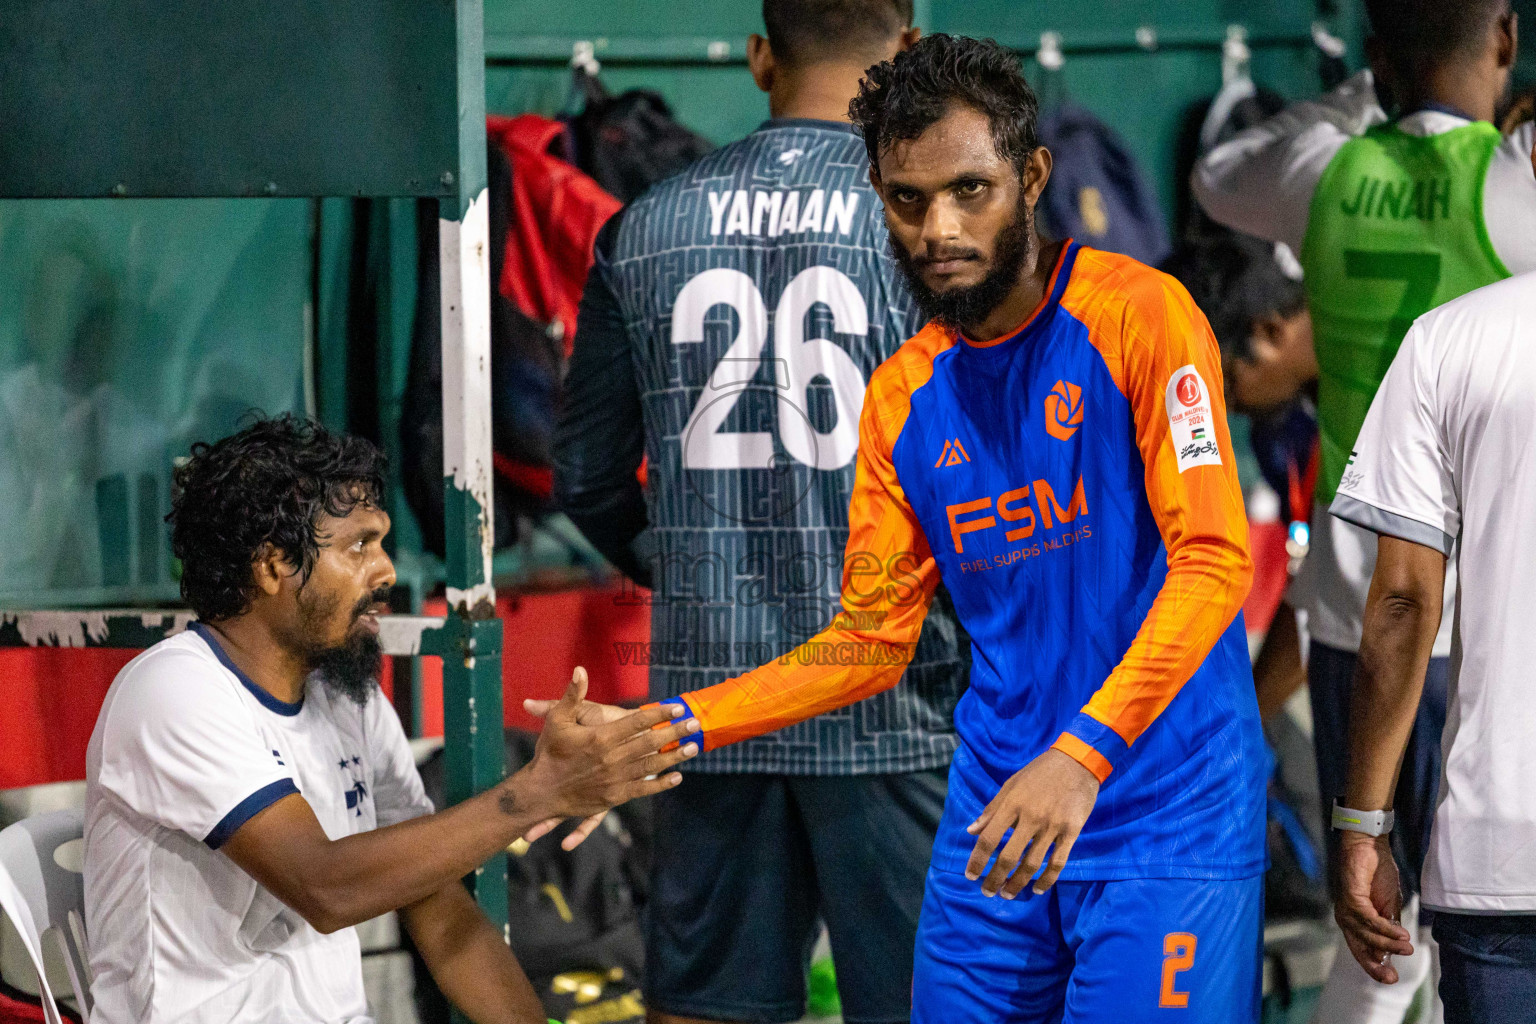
[676, 242, 1266, 878]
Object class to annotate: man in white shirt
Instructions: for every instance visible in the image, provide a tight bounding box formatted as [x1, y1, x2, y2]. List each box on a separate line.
[84, 415, 701, 1024]
[1330, 262, 1536, 1022]
[1194, 4, 1534, 1018]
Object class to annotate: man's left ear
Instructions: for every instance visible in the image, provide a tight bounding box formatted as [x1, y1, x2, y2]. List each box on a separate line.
[1496, 10, 1518, 70]
[1248, 314, 1289, 361]
[1023, 147, 1053, 205]
[747, 33, 776, 94]
[251, 542, 293, 598]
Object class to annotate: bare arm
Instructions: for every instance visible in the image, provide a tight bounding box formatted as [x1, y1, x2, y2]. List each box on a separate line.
[223, 672, 698, 934]
[1345, 536, 1445, 810]
[402, 882, 547, 1024]
[1253, 600, 1306, 721]
[1335, 535, 1446, 983]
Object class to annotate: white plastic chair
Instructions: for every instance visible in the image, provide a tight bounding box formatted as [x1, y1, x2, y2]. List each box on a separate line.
[0, 809, 91, 1023]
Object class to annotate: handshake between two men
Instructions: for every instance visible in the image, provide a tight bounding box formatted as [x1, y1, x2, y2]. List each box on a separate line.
[212, 667, 696, 1024]
[518, 667, 695, 851]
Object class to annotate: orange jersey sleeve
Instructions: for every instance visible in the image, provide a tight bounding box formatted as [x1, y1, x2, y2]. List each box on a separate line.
[1051, 252, 1254, 780]
[674, 329, 952, 752]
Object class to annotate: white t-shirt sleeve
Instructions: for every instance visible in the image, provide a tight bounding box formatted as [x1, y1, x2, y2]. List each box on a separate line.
[95, 649, 298, 848]
[1484, 121, 1536, 275]
[364, 691, 434, 828]
[1192, 69, 1386, 253]
[1330, 321, 1459, 554]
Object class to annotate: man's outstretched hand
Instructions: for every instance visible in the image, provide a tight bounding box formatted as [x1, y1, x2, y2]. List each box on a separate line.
[1336, 831, 1414, 983]
[966, 748, 1099, 898]
[522, 685, 631, 729]
[513, 669, 696, 850]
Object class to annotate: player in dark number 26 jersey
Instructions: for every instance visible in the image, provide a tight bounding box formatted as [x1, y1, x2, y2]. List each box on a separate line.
[554, 3, 967, 1022]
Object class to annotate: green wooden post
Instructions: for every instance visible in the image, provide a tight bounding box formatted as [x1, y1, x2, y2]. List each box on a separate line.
[439, 0, 510, 955]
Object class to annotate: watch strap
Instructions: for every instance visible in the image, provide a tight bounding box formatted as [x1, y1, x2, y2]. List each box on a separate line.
[1332, 801, 1395, 836]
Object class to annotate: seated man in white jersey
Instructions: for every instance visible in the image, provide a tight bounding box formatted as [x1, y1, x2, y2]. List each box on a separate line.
[83, 415, 701, 1024]
[1328, 142, 1536, 1022]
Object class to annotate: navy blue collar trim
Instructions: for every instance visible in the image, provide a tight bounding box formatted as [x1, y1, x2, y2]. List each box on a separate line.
[1046, 239, 1080, 309]
[189, 622, 304, 716]
[757, 117, 858, 135]
[1407, 102, 1475, 122]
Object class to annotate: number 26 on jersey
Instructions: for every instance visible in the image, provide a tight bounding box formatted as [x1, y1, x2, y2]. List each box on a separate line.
[672, 267, 869, 472]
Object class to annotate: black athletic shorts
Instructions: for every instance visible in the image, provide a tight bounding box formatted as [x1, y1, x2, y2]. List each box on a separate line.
[644, 769, 948, 1024]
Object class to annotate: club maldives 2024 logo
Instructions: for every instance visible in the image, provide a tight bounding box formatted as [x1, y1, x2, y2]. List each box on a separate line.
[1164, 365, 1223, 473]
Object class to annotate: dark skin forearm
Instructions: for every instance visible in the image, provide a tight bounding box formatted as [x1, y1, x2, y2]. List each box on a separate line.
[1253, 599, 1306, 721]
[1342, 536, 1445, 813]
[1334, 535, 1446, 983]
[403, 882, 547, 1024]
[226, 771, 554, 934]
[223, 683, 698, 934]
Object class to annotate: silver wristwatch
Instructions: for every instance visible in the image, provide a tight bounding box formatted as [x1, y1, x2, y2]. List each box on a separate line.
[1332, 801, 1395, 837]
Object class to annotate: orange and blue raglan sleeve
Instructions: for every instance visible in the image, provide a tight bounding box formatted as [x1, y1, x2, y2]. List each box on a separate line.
[1051, 264, 1253, 782]
[660, 361, 942, 753]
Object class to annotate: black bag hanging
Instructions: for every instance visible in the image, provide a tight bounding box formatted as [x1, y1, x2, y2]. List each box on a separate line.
[1264, 752, 1330, 920]
[1036, 102, 1172, 266]
[1172, 80, 1287, 245]
[561, 66, 714, 203]
[400, 135, 566, 557]
[1033, 77, 1172, 267]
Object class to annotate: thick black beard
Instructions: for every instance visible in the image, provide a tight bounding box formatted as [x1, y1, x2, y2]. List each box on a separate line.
[892, 196, 1037, 335]
[311, 628, 383, 707]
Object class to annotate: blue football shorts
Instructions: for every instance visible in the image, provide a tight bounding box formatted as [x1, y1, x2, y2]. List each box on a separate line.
[913, 867, 1263, 1023]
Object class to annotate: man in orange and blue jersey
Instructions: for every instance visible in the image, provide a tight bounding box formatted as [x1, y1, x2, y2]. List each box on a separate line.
[539, 35, 1266, 1021]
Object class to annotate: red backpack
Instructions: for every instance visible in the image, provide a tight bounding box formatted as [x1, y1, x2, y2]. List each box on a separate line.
[486, 114, 621, 352]
[401, 116, 621, 553]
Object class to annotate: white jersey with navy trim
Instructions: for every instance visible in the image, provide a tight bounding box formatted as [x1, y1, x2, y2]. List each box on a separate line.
[84, 624, 432, 1023]
[1333, 273, 1536, 913]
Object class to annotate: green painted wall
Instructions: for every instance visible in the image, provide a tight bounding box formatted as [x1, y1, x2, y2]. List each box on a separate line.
[0, 199, 311, 605]
[1518, 0, 1536, 92]
[0, 2, 461, 199]
[482, 0, 1369, 224]
[37, 0, 1536, 603]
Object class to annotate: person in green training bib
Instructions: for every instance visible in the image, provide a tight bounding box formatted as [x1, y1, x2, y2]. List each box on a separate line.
[1195, 3, 1536, 1022]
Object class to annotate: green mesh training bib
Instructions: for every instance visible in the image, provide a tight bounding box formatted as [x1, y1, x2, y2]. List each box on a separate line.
[1301, 121, 1508, 503]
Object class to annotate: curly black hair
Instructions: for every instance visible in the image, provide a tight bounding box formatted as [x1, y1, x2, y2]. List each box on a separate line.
[168, 414, 387, 622]
[849, 34, 1039, 178]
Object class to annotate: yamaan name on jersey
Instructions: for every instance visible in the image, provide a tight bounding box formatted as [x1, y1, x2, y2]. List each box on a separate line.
[708, 188, 861, 238]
